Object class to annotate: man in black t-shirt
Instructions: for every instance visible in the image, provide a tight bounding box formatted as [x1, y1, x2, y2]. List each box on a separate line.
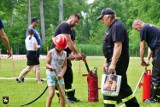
[51, 14, 81, 103]
[97, 8, 139, 107]
[133, 19, 160, 102]
[0, 18, 11, 57]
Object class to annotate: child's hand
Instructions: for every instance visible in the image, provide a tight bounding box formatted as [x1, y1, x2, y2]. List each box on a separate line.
[57, 75, 62, 80]
[50, 67, 56, 71]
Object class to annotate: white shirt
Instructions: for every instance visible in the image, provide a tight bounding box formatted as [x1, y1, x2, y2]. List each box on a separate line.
[25, 35, 38, 51]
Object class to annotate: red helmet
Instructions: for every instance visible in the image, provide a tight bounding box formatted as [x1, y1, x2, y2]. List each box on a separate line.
[52, 34, 67, 49]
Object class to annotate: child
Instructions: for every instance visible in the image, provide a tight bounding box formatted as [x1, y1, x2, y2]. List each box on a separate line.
[46, 34, 67, 107]
[16, 29, 41, 84]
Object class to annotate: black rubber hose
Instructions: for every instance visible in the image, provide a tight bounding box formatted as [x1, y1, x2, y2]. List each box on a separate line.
[21, 85, 48, 106]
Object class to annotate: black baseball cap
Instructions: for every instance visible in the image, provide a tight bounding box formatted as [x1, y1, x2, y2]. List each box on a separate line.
[31, 17, 38, 23]
[97, 8, 115, 20]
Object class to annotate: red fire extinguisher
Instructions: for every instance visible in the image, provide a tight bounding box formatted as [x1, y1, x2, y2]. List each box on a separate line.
[81, 54, 99, 102]
[83, 69, 99, 102]
[139, 68, 152, 101]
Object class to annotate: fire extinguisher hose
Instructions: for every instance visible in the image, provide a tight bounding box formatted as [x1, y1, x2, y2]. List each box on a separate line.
[119, 70, 145, 107]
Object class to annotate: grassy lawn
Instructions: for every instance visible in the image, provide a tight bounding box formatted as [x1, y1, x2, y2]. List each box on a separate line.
[0, 56, 159, 107]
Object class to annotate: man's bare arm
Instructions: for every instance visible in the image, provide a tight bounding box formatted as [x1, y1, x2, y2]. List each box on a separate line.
[64, 34, 78, 54]
[0, 28, 11, 57]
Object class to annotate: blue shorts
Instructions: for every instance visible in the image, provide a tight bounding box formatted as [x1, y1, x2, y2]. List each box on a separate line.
[46, 75, 64, 86]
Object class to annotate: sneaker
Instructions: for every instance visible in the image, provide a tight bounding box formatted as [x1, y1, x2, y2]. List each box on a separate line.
[144, 98, 156, 103]
[73, 97, 80, 102]
[36, 79, 44, 82]
[16, 77, 24, 83]
[21, 77, 24, 82]
[67, 98, 75, 103]
[40, 79, 44, 81]
[67, 97, 80, 103]
[16, 78, 21, 83]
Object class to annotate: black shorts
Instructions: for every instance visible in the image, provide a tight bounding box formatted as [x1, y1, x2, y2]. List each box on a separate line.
[26, 51, 39, 66]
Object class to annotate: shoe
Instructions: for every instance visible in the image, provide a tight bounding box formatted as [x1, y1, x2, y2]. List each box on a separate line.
[67, 97, 80, 103]
[67, 98, 75, 103]
[41, 79, 44, 81]
[16, 77, 24, 83]
[36, 79, 44, 82]
[16, 78, 21, 83]
[144, 98, 156, 103]
[66, 89, 80, 103]
[21, 77, 24, 82]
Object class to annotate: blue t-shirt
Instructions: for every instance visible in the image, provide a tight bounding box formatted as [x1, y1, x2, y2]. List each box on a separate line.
[26, 25, 42, 46]
[0, 19, 4, 29]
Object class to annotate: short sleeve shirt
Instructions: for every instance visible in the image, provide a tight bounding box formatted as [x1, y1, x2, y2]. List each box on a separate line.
[103, 19, 129, 59]
[25, 36, 38, 51]
[140, 23, 160, 50]
[26, 25, 42, 46]
[54, 22, 75, 41]
[0, 19, 4, 29]
[52, 22, 76, 54]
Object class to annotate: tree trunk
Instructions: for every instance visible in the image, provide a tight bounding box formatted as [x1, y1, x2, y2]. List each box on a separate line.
[9, 13, 13, 27]
[27, 0, 31, 26]
[59, 0, 63, 21]
[40, 0, 45, 44]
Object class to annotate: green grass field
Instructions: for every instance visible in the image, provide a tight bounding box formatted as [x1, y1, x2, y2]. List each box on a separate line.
[0, 56, 160, 107]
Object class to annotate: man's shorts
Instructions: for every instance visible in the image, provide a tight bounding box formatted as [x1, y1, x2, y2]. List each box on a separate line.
[46, 75, 64, 86]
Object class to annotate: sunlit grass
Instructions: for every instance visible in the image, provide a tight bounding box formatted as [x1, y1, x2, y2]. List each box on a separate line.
[0, 57, 159, 107]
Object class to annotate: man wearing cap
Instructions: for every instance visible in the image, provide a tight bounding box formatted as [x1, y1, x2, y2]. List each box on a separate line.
[26, 17, 42, 58]
[0, 18, 12, 57]
[97, 8, 139, 107]
[50, 14, 81, 103]
[25, 17, 42, 83]
[132, 19, 160, 102]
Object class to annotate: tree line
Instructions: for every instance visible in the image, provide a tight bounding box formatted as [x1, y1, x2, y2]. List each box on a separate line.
[0, 0, 160, 56]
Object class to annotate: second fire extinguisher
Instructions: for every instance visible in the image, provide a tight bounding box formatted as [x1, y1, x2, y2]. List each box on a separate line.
[139, 68, 152, 101]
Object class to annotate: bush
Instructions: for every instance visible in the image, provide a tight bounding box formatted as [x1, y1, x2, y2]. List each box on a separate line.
[77, 44, 103, 56]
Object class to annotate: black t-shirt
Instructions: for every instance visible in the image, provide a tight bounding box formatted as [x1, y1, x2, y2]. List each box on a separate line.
[51, 22, 76, 55]
[0, 19, 4, 29]
[140, 23, 160, 50]
[103, 19, 129, 60]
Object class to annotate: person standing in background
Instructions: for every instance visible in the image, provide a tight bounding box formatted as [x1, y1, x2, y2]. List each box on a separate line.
[26, 17, 43, 82]
[16, 29, 41, 84]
